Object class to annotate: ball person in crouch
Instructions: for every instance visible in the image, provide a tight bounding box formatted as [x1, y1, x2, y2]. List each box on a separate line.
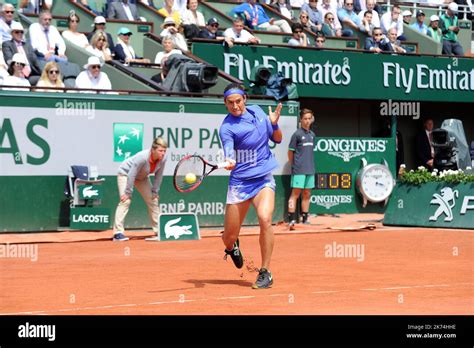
[219, 83, 282, 289]
[287, 109, 315, 230]
[112, 137, 168, 241]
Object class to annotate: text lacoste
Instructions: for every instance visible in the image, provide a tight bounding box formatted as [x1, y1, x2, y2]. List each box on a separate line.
[18, 322, 55, 341]
[71, 214, 109, 223]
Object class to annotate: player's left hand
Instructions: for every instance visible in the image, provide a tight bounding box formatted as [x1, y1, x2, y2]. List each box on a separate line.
[269, 103, 282, 125]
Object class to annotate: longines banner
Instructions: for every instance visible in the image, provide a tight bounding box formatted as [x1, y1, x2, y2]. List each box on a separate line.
[192, 43, 474, 103]
[384, 182, 474, 229]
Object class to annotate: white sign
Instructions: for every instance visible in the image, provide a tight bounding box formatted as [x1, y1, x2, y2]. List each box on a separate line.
[0, 108, 295, 176]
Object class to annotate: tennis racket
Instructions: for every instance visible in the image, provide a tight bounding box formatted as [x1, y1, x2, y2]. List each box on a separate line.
[173, 155, 229, 192]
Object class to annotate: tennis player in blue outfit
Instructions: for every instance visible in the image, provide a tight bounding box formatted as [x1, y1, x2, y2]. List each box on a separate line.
[219, 83, 282, 289]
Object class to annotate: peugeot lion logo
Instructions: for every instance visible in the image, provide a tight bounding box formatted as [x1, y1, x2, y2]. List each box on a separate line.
[429, 187, 459, 222]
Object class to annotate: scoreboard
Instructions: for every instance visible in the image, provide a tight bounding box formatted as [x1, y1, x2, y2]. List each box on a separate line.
[310, 137, 396, 214]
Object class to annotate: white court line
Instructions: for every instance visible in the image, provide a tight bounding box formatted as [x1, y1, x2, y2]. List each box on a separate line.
[217, 296, 255, 300]
[312, 290, 351, 294]
[0, 282, 470, 315]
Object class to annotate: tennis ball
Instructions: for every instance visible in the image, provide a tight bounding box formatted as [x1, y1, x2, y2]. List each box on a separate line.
[185, 173, 197, 184]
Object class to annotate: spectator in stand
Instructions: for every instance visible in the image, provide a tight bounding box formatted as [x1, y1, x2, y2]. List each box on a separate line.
[269, 0, 293, 20]
[232, 0, 292, 33]
[89, 31, 113, 61]
[154, 35, 181, 65]
[181, 0, 205, 26]
[319, 0, 350, 36]
[380, 5, 405, 40]
[427, 15, 442, 42]
[19, 0, 53, 14]
[224, 17, 260, 48]
[2, 53, 31, 90]
[364, 26, 390, 52]
[410, 10, 428, 35]
[75, 56, 112, 92]
[288, 23, 309, 46]
[0, 51, 7, 82]
[173, 0, 188, 17]
[359, 10, 374, 35]
[322, 12, 342, 37]
[62, 12, 91, 50]
[87, 16, 115, 55]
[315, 33, 325, 48]
[107, 0, 140, 21]
[0, 4, 19, 43]
[301, 0, 323, 31]
[159, 17, 188, 52]
[337, 0, 361, 37]
[29, 11, 68, 63]
[2, 22, 42, 85]
[114, 27, 151, 64]
[290, 0, 307, 7]
[439, 2, 464, 56]
[158, 0, 182, 25]
[151, 55, 169, 83]
[72, 0, 104, 16]
[385, 27, 406, 53]
[35, 61, 65, 92]
[402, 10, 412, 25]
[298, 10, 318, 33]
[198, 17, 224, 40]
[359, 0, 380, 27]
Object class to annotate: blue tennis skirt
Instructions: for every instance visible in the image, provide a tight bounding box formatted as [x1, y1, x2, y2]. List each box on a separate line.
[226, 173, 276, 204]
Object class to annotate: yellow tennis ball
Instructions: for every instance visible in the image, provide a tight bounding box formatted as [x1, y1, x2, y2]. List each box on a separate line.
[185, 173, 197, 184]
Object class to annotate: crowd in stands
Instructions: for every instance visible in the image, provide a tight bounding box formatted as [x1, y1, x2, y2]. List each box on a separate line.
[0, 0, 470, 92]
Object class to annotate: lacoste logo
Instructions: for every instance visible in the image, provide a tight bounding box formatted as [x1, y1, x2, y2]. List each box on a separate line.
[82, 186, 99, 198]
[164, 217, 193, 239]
[429, 187, 459, 222]
[328, 151, 365, 162]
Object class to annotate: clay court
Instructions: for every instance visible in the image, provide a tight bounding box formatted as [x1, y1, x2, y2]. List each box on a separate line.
[0, 214, 472, 315]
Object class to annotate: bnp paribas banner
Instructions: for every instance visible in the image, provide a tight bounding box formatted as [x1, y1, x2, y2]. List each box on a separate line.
[0, 99, 296, 176]
[192, 43, 474, 103]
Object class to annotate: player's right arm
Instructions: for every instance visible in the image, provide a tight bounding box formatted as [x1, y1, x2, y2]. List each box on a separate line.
[219, 123, 236, 171]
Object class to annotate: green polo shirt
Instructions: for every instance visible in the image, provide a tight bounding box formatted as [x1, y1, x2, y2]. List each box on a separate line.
[440, 13, 459, 42]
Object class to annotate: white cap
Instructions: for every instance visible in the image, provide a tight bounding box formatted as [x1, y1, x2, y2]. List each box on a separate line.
[402, 10, 412, 17]
[430, 14, 440, 21]
[9, 53, 29, 66]
[92, 16, 106, 26]
[83, 56, 103, 69]
[8, 21, 25, 33]
[448, 2, 458, 13]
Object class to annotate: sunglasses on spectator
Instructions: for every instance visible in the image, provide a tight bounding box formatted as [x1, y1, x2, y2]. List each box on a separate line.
[346, 3, 354, 5]
[14, 62, 25, 67]
[316, 39, 325, 43]
[300, 15, 308, 18]
[70, 19, 79, 23]
[327, 17, 334, 21]
[374, 32, 382, 36]
[4, 11, 14, 14]
[48, 70, 59, 74]
[165, 23, 175, 27]
[12, 30, 24, 34]
[210, 24, 218, 27]
[90, 65, 101, 69]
